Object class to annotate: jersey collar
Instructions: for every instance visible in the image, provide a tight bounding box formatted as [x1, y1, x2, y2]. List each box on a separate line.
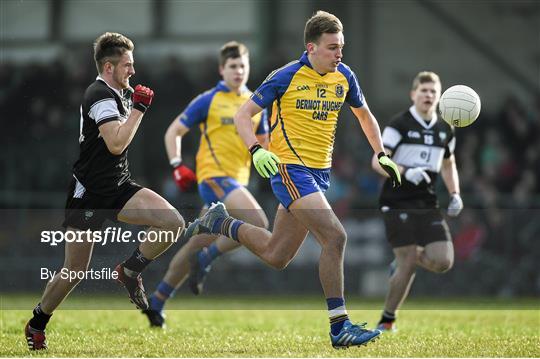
[216, 80, 248, 94]
[96, 75, 133, 98]
[409, 105, 438, 130]
[299, 51, 313, 69]
[299, 51, 332, 77]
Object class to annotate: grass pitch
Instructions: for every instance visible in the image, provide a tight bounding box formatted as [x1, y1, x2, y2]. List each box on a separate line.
[1, 295, 538, 357]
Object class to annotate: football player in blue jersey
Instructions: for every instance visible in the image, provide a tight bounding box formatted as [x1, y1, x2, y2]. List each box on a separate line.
[142, 42, 270, 328]
[184, 11, 401, 348]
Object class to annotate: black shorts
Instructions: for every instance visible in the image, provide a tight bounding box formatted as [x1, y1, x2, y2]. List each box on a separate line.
[382, 208, 451, 248]
[63, 177, 143, 231]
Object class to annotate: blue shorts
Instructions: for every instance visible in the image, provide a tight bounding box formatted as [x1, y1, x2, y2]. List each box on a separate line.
[271, 164, 330, 208]
[198, 177, 242, 206]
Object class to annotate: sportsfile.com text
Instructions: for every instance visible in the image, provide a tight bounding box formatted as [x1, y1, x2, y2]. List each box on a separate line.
[40, 227, 182, 246]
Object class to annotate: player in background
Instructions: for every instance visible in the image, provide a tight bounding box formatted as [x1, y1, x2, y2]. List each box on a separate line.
[142, 41, 269, 328]
[371, 71, 463, 332]
[184, 11, 401, 349]
[25, 32, 184, 350]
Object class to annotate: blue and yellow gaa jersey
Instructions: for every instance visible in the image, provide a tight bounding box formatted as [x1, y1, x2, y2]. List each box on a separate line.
[251, 52, 364, 169]
[179, 81, 268, 185]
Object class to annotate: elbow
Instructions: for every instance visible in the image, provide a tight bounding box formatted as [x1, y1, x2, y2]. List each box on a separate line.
[106, 142, 125, 156]
[165, 121, 177, 141]
[164, 128, 172, 146]
[109, 148, 124, 156]
[234, 107, 247, 126]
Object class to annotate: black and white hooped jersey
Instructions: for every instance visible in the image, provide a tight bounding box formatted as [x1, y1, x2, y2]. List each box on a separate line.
[72, 77, 134, 196]
[379, 106, 455, 209]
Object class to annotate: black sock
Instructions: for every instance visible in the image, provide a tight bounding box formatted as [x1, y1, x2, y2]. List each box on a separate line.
[29, 303, 52, 331]
[379, 310, 396, 324]
[123, 248, 152, 276]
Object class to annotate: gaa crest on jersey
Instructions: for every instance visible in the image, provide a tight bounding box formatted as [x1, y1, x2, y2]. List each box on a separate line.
[439, 132, 447, 141]
[335, 84, 344, 98]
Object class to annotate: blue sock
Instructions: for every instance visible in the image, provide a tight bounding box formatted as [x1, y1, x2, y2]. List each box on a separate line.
[199, 243, 222, 268]
[327, 297, 349, 336]
[207, 243, 221, 259]
[211, 217, 244, 242]
[150, 281, 176, 312]
[211, 218, 225, 233]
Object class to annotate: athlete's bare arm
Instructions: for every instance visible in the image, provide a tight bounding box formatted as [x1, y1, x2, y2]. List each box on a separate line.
[98, 109, 145, 155]
[164, 117, 190, 162]
[350, 104, 386, 155]
[441, 154, 460, 194]
[235, 99, 263, 148]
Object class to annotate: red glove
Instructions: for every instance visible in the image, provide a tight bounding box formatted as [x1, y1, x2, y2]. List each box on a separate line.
[132, 84, 154, 113]
[173, 164, 197, 191]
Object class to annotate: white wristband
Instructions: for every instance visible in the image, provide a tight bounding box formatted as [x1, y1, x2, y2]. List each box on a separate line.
[169, 157, 181, 168]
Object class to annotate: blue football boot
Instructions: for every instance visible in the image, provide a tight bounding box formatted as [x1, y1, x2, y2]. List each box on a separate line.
[184, 202, 229, 239]
[330, 321, 381, 349]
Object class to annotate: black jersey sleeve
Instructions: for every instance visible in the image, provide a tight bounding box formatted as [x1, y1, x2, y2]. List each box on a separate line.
[443, 124, 456, 158]
[85, 85, 121, 126]
[381, 112, 407, 152]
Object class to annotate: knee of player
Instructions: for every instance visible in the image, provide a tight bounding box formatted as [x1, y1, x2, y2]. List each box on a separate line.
[325, 230, 347, 252]
[269, 257, 291, 270]
[165, 209, 185, 232]
[253, 215, 269, 230]
[266, 252, 293, 270]
[245, 209, 269, 230]
[337, 231, 347, 247]
[433, 258, 453, 273]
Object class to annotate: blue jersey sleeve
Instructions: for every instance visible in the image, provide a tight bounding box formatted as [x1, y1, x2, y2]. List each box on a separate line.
[255, 108, 269, 135]
[178, 90, 215, 128]
[251, 61, 302, 109]
[251, 74, 279, 109]
[338, 64, 365, 108]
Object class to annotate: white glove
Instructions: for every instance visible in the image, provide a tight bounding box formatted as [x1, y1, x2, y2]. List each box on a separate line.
[447, 193, 463, 217]
[404, 167, 431, 186]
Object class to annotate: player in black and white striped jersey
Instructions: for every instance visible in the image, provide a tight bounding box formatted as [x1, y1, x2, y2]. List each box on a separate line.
[371, 72, 463, 332]
[25, 32, 184, 350]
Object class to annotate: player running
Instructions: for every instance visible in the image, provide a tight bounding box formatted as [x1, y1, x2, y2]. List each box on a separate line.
[142, 41, 269, 328]
[184, 11, 401, 349]
[25, 32, 183, 350]
[372, 71, 462, 332]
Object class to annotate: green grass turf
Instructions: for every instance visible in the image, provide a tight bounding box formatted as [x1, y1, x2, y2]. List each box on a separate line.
[1, 295, 538, 357]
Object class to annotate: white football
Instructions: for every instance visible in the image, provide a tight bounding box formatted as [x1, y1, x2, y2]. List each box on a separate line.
[439, 85, 481, 127]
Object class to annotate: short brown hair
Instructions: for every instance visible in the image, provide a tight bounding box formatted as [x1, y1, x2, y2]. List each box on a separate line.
[304, 10, 343, 46]
[412, 71, 441, 90]
[219, 41, 249, 66]
[93, 32, 134, 73]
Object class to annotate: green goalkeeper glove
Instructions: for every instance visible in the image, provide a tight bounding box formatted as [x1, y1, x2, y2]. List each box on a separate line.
[249, 143, 280, 178]
[378, 152, 402, 187]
